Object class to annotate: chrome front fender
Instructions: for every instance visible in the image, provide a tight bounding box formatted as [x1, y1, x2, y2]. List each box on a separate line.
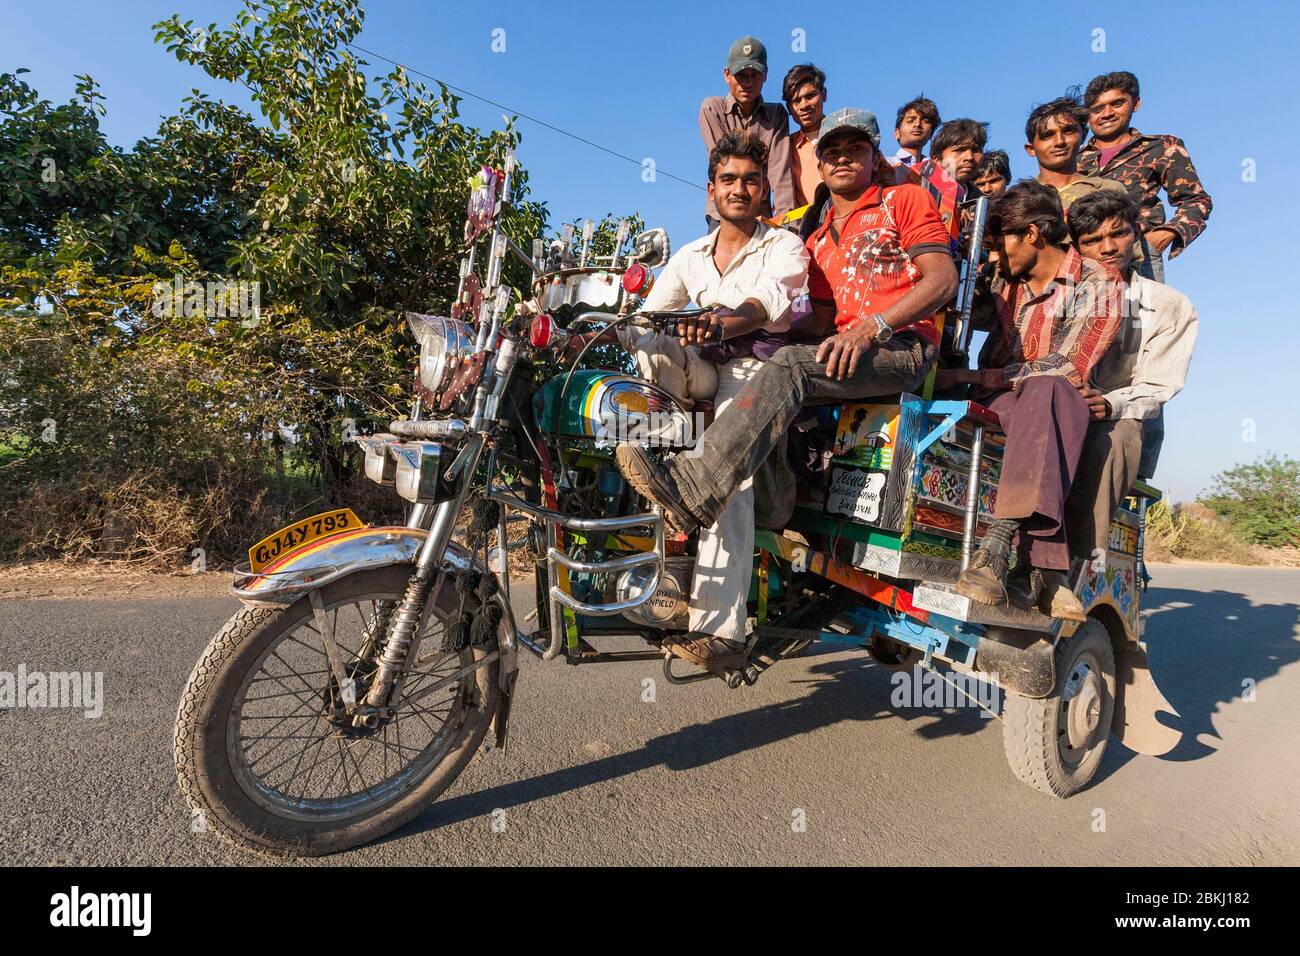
[232, 526, 482, 605]
[231, 524, 518, 711]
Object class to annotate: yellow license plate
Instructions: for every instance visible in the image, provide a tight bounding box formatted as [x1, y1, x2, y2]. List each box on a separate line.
[247, 508, 363, 573]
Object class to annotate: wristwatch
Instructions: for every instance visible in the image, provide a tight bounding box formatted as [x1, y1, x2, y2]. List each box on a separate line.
[870, 313, 892, 344]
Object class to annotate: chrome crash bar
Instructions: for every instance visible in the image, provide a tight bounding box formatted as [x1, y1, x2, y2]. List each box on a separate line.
[488, 484, 665, 660]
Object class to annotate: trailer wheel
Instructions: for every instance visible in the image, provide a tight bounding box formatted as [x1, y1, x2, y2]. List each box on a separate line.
[866, 635, 921, 670]
[1002, 619, 1115, 798]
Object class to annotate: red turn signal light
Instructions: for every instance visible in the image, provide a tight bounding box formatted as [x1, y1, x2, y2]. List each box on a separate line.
[529, 313, 555, 349]
[622, 263, 653, 296]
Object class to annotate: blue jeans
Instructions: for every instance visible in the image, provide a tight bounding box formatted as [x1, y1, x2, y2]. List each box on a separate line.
[668, 335, 935, 526]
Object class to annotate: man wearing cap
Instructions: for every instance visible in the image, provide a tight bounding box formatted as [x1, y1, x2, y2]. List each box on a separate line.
[698, 36, 797, 228]
[617, 107, 958, 672]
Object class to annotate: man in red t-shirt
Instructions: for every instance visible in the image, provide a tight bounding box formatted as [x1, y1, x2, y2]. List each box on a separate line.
[616, 108, 958, 669]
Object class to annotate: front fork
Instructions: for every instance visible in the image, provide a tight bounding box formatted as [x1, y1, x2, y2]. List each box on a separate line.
[354, 435, 490, 723]
[353, 334, 521, 728]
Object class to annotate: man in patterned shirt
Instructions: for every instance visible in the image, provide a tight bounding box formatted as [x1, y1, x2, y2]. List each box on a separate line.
[615, 108, 958, 671]
[937, 181, 1125, 620]
[1078, 71, 1213, 281]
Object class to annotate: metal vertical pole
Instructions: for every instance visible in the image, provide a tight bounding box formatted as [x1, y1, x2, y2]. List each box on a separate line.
[1136, 495, 1150, 591]
[961, 425, 985, 570]
[956, 196, 989, 356]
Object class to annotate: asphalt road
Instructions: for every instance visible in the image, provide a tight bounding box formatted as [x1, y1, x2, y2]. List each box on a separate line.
[2, 563, 1297, 866]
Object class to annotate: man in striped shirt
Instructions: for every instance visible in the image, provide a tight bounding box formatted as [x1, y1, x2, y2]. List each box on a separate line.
[937, 181, 1125, 619]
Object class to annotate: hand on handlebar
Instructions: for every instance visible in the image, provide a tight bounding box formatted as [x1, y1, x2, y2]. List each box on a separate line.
[674, 308, 729, 348]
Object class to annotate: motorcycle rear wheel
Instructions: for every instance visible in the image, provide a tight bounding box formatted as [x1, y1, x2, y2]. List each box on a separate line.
[174, 564, 500, 857]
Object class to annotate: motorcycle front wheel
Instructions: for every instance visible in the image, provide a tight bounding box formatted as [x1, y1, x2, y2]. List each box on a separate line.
[174, 564, 500, 857]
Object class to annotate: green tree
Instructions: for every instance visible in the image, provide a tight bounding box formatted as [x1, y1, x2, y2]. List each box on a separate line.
[151, 0, 552, 485]
[1200, 453, 1300, 548]
[0, 0, 647, 567]
[0, 70, 268, 273]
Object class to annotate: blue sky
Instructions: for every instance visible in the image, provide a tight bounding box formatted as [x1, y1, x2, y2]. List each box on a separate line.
[5, 0, 1298, 502]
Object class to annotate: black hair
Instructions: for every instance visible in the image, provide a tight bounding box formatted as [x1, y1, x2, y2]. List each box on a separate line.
[1025, 91, 1088, 143]
[782, 64, 826, 105]
[894, 95, 941, 131]
[986, 179, 1069, 246]
[930, 118, 988, 159]
[1084, 71, 1140, 108]
[1067, 189, 1142, 241]
[978, 149, 1011, 182]
[707, 131, 769, 182]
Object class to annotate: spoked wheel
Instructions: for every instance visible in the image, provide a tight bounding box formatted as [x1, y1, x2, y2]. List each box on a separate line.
[174, 565, 500, 857]
[1002, 620, 1116, 797]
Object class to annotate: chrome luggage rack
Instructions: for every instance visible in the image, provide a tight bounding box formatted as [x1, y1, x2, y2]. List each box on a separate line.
[488, 484, 665, 659]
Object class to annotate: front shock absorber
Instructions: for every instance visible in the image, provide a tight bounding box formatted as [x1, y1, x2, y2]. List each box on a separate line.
[358, 571, 435, 722]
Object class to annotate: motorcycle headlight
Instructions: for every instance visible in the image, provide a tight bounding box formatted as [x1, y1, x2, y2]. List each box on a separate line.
[406, 313, 474, 399]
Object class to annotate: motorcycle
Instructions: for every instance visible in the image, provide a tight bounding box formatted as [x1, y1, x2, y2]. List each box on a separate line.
[174, 152, 1182, 857]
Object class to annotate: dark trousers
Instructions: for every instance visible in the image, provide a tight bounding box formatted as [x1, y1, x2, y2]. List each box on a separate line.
[986, 376, 1091, 571]
[1065, 418, 1144, 560]
[1139, 409, 1163, 479]
[670, 336, 934, 527]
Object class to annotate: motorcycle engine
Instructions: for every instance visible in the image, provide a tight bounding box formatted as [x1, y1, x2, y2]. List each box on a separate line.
[616, 558, 694, 629]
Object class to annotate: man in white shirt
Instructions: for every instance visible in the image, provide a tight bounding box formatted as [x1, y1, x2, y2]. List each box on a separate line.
[1064, 189, 1198, 557]
[569, 132, 808, 652]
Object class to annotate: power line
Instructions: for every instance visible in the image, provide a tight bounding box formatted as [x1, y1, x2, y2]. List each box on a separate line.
[346, 41, 705, 192]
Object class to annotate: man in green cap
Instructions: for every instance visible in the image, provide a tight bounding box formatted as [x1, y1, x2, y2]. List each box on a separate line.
[698, 35, 796, 228]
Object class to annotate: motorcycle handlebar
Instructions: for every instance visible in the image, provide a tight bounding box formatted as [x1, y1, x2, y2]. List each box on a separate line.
[571, 308, 722, 343]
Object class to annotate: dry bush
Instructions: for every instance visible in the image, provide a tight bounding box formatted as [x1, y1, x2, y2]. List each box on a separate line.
[0, 463, 409, 571]
[1144, 501, 1298, 566]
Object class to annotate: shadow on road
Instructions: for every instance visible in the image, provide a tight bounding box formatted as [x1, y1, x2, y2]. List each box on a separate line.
[389, 580, 1299, 842]
[390, 650, 992, 842]
[1138, 584, 1299, 760]
[1095, 580, 1300, 785]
